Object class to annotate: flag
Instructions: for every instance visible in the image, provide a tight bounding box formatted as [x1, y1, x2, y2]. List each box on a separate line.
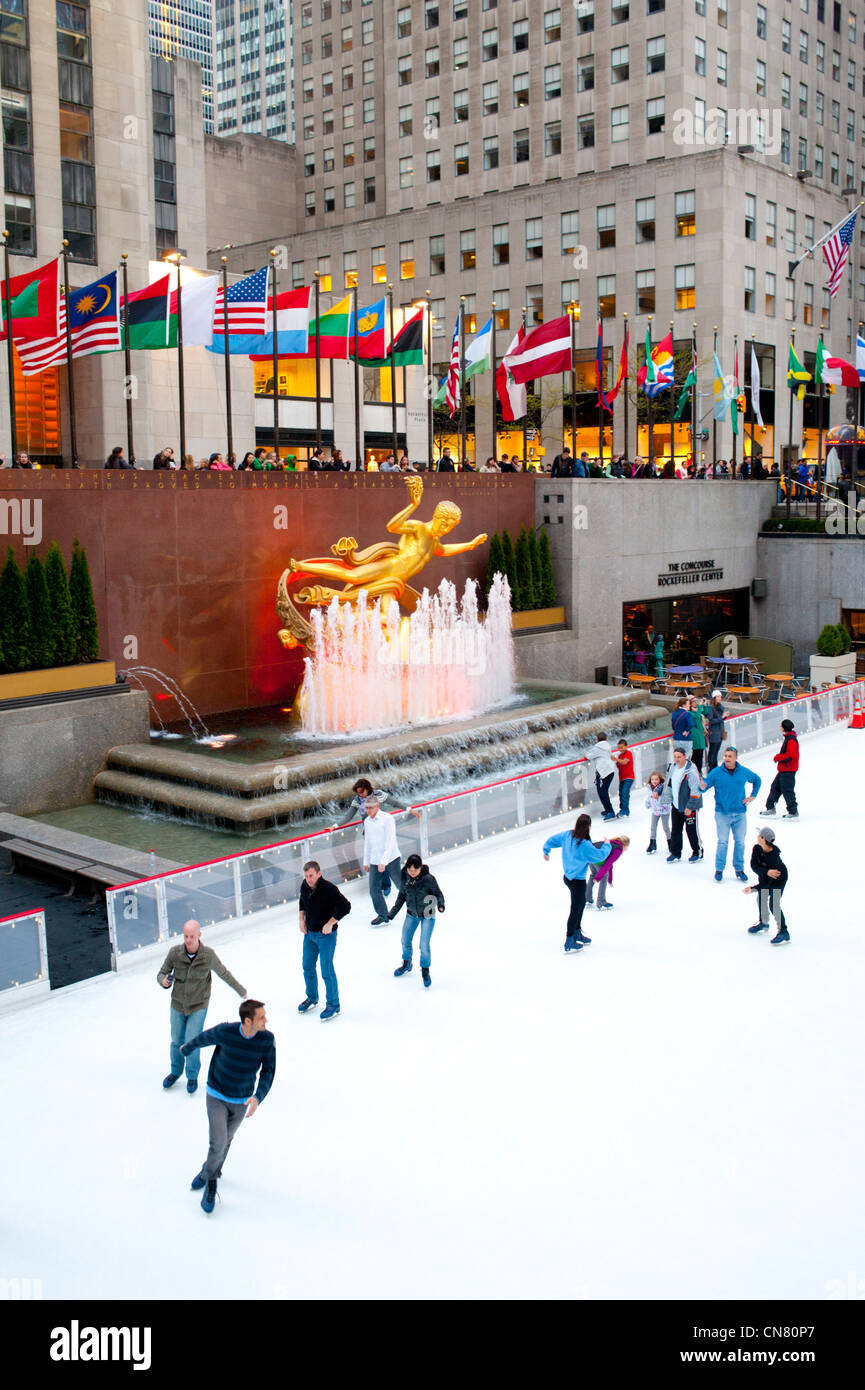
[1, 258, 61, 341]
[213, 266, 270, 336]
[787, 342, 811, 399]
[121, 274, 170, 350]
[857, 332, 865, 382]
[605, 324, 629, 406]
[168, 275, 219, 347]
[496, 326, 527, 422]
[464, 317, 492, 380]
[750, 344, 764, 428]
[731, 341, 739, 435]
[218, 286, 312, 357]
[713, 353, 734, 420]
[596, 317, 612, 413]
[822, 211, 857, 299]
[502, 314, 572, 384]
[637, 331, 673, 396]
[815, 338, 860, 388]
[445, 311, 461, 417]
[15, 270, 121, 376]
[301, 294, 351, 359]
[673, 345, 697, 421]
[348, 296, 387, 359]
[365, 306, 426, 368]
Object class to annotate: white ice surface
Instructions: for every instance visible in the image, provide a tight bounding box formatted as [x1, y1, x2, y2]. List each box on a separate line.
[2, 722, 862, 1301]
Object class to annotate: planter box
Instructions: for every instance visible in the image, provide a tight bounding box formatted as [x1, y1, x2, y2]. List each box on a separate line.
[0, 661, 116, 702]
[809, 652, 857, 690]
[511, 606, 566, 631]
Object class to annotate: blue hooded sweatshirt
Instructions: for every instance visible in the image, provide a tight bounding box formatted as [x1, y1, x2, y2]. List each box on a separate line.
[543, 830, 611, 879]
[701, 761, 762, 814]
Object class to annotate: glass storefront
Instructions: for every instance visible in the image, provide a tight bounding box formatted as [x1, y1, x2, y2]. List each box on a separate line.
[623, 588, 750, 674]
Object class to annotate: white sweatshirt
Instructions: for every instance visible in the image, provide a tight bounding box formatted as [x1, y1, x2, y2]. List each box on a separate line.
[586, 740, 616, 779]
[363, 809, 400, 866]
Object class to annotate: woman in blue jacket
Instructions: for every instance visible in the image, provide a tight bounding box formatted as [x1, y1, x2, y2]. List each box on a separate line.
[543, 814, 611, 953]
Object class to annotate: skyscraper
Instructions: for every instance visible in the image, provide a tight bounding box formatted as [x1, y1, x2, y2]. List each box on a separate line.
[148, 0, 214, 132]
[213, 0, 293, 142]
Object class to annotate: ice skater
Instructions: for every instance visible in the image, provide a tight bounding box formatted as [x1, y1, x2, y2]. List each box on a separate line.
[585, 733, 618, 821]
[660, 747, 704, 863]
[180, 998, 276, 1214]
[742, 827, 790, 945]
[387, 853, 445, 987]
[297, 860, 352, 1020]
[645, 771, 671, 854]
[543, 814, 612, 952]
[612, 739, 635, 817]
[333, 778, 421, 895]
[699, 746, 761, 882]
[363, 798, 403, 925]
[762, 719, 799, 819]
[586, 835, 630, 910]
[156, 920, 246, 1094]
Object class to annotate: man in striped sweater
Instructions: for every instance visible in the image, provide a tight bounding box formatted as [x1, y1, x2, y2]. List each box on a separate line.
[180, 999, 276, 1214]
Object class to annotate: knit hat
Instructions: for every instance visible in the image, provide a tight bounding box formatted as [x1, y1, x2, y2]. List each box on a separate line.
[780, 718, 795, 732]
[758, 826, 776, 843]
[711, 689, 722, 698]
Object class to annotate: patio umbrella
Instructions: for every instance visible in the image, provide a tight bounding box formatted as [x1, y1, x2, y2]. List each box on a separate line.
[824, 446, 841, 485]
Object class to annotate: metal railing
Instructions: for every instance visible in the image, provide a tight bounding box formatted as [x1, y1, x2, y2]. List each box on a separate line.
[0, 909, 48, 1000]
[103, 682, 862, 965]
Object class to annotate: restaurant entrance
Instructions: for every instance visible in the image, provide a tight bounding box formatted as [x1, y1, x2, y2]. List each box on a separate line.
[623, 589, 750, 674]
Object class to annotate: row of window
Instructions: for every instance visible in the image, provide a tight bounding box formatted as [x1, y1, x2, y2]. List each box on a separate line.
[393, 0, 674, 40]
[758, 3, 865, 51]
[300, 0, 366, 23]
[57, 2, 96, 261]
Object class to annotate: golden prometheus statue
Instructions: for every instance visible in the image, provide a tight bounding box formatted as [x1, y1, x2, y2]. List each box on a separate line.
[276, 474, 487, 649]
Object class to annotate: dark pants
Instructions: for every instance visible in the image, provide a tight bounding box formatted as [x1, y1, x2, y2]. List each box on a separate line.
[758, 886, 787, 930]
[707, 740, 722, 770]
[203, 1093, 246, 1181]
[690, 747, 704, 773]
[765, 771, 797, 814]
[669, 807, 701, 858]
[595, 772, 615, 816]
[563, 876, 587, 938]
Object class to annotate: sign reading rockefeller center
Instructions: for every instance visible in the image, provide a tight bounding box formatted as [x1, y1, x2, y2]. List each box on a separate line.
[657, 560, 724, 588]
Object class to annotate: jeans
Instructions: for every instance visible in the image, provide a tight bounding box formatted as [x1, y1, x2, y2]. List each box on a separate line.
[369, 858, 401, 919]
[618, 778, 633, 814]
[563, 875, 587, 937]
[302, 929, 339, 1007]
[595, 772, 615, 816]
[401, 913, 435, 968]
[669, 807, 701, 858]
[170, 1006, 208, 1081]
[765, 771, 797, 814]
[715, 811, 747, 873]
[203, 1093, 246, 1181]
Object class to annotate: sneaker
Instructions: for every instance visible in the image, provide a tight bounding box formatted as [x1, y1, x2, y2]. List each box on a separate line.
[735, 871, 748, 882]
[370, 916, 387, 926]
[320, 1005, 341, 1021]
[297, 998, 318, 1013]
[666, 854, 681, 863]
[688, 852, 702, 863]
[186, 1079, 198, 1095]
[564, 936, 584, 953]
[574, 928, 592, 945]
[597, 902, 614, 910]
[771, 928, 791, 945]
[162, 1074, 181, 1089]
[201, 1179, 218, 1215]
[748, 922, 770, 934]
[421, 967, 431, 988]
[714, 871, 723, 882]
[190, 1171, 207, 1191]
[394, 960, 412, 976]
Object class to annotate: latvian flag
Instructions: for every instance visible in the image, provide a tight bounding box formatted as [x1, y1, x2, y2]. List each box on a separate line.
[496, 326, 528, 422]
[445, 310, 461, 417]
[502, 315, 572, 384]
[213, 265, 270, 336]
[15, 270, 122, 376]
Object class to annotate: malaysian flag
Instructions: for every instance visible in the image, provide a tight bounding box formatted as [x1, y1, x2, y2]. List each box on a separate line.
[213, 265, 270, 335]
[822, 211, 857, 299]
[445, 309, 461, 418]
[15, 270, 122, 376]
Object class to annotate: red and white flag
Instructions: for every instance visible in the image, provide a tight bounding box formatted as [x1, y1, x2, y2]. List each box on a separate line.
[502, 314, 572, 385]
[496, 326, 527, 422]
[445, 309, 461, 418]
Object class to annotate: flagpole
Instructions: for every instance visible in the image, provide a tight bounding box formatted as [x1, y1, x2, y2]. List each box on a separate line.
[522, 306, 528, 468]
[175, 255, 186, 469]
[269, 250, 279, 458]
[787, 200, 865, 278]
[731, 333, 738, 480]
[2, 231, 18, 465]
[313, 271, 322, 453]
[668, 318, 674, 472]
[490, 300, 497, 463]
[857, 318, 864, 498]
[816, 330, 824, 525]
[61, 241, 78, 469]
[120, 253, 135, 466]
[425, 289, 433, 468]
[459, 296, 467, 468]
[597, 308, 604, 469]
[786, 328, 795, 519]
[569, 304, 577, 461]
[749, 338, 756, 479]
[717, 325, 723, 472]
[387, 284, 398, 467]
[220, 257, 233, 468]
[622, 312, 629, 464]
[691, 322, 697, 475]
[351, 286, 362, 471]
[646, 315, 654, 473]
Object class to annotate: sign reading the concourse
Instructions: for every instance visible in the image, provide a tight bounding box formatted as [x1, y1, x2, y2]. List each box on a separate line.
[658, 560, 724, 588]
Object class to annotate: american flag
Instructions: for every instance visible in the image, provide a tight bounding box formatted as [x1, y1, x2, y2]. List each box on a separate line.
[822, 211, 857, 299]
[445, 309, 461, 418]
[213, 265, 270, 335]
[15, 275, 122, 377]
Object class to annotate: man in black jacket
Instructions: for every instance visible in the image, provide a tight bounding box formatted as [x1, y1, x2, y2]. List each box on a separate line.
[387, 854, 445, 988]
[297, 860, 352, 1019]
[743, 827, 789, 944]
[551, 446, 575, 477]
[437, 448, 456, 472]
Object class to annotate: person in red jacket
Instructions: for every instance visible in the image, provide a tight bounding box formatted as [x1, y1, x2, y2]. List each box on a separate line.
[762, 719, 799, 818]
[611, 739, 635, 817]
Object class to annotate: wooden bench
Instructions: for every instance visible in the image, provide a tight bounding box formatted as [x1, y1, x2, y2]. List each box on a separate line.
[2, 838, 128, 898]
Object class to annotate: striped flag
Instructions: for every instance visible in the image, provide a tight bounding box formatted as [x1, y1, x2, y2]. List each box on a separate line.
[214, 286, 312, 357]
[822, 211, 857, 299]
[445, 310, 461, 417]
[496, 326, 527, 422]
[750, 344, 764, 428]
[213, 265, 270, 335]
[857, 332, 865, 382]
[15, 270, 122, 376]
[502, 314, 572, 384]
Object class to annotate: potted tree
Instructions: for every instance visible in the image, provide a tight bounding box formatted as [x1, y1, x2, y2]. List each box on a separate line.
[810, 623, 856, 689]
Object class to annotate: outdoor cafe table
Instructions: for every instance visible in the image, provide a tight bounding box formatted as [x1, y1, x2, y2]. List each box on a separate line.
[668, 680, 704, 690]
[627, 674, 656, 687]
[726, 685, 763, 703]
[706, 656, 762, 684]
[665, 665, 703, 675]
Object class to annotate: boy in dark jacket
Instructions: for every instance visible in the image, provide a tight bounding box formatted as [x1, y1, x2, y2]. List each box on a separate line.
[742, 827, 789, 944]
[297, 860, 352, 1020]
[387, 854, 445, 987]
[762, 719, 799, 818]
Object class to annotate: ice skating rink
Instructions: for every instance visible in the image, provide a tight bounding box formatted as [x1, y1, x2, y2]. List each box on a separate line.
[2, 721, 862, 1301]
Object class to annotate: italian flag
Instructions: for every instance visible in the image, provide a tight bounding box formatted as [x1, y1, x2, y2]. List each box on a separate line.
[815, 338, 860, 388]
[0, 258, 61, 341]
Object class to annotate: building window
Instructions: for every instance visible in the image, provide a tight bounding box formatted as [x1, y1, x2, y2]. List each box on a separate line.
[717, 49, 727, 86]
[782, 19, 791, 53]
[756, 4, 766, 38]
[695, 37, 706, 76]
[514, 127, 530, 161]
[675, 190, 695, 236]
[426, 148, 441, 181]
[801, 282, 813, 325]
[4, 191, 34, 254]
[816, 39, 824, 73]
[482, 27, 498, 60]
[578, 114, 594, 148]
[397, 55, 411, 85]
[544, 8, 561, 42]
[59, 101, 91, 162]
[426, 45, 439, 78]
[513, 71, 529, 107]
[494, 290, 510, 330]
[745, 193, 756, 241]
[305, 191, 316, 217]
[364, 175, 375, 203]
[429, 235, 445, 275]
[323, 147, 335, 173]
[397, 5, 411, 37]
[612, 1, 629, 20]
[636, 198, 655, 242]
[526, 285, 543, 326]
[454, 142, 469, 175]
[815, 143, 824, 177]
[636, 269, 655, 314]
[431, 298, 445, 336]
[744, 265, 755, 312]
[830, 151, 839, 184]
[323, 109, 334, 135]
[304, 152, 315, 177]
[372, 247, 386, 282]
[597, 204, 616, 249]
[342, 25, 352, 50]
[647, 36, 665, 74]
[598, 275, 615, 318]
[463, 294, 476, 334]
[578, 55, 594, 91]
[400, 241, 414, 279]
[343, 103, 355, 129]
[675, 264, 695, 310]
[317, 256, 332, 293]
[611, 105, 629, 142]
[781, 73, 790, 109]
[513, 18, 528, 51]
[816, 90, 824, 124]
[544, 120, 562, 156]
[342, 68, 354, 91]
[454, 88, 468, 122]
[460, 229, 476, 270]
[343, 181, 355, 208]
[800, 29, 809, 63]
[561, 280, 579, 317]
[292, 260, 306, 289]
[363, 97, 374, 122]
[577, 0, 594, 33]
[483, 134, 498, 169]
[756, 59, 766, 96]
[398, 106, 411, 138]
[646, 98, 664, 135]
[361, 17, 373, 43]
[425, 0, 439, 28]
[399, 155, 413, 188]
[322, 35, 333, 60]
[493, 223, 510, 264]
[765, 202, 776, 247]
[323, 187, 335, 212]
[561, 211, 579, 255]
[545, 63, 561, 99]
[362, 58, 374, 83]
[453, 36, 468, 68]
[765, 271, 776, 317]
[483, 81, 498, 115]
[526, 217, 543, 259]
[611, 44, 629, 82]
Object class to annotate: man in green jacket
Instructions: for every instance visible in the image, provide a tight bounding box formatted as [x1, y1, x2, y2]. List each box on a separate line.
[157, 920, 246, 1094]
